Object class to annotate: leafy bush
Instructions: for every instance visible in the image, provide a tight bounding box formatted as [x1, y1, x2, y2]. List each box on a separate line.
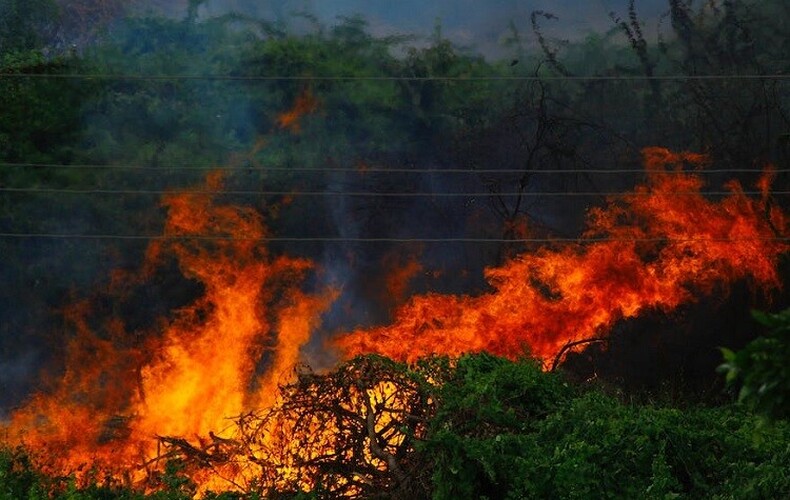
[0, 446, 46, 499]
[4, 354, 790, 498]
[719, 308, 790, 419]
[423, 353, 572, 499]
[424, 354, 790, 499]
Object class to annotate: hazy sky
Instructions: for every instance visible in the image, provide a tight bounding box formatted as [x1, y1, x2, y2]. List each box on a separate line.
[318, 0, 668, 55]
[185, 0, 671, 57]
[312, 0, 667, 34]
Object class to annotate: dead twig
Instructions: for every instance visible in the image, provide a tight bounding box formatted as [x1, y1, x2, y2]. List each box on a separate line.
[550, 337, 608, 372]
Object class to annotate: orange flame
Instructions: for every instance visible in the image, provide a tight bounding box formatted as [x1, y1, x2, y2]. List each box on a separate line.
[381, 251, 424, 313]
[276, 89, 319, 133]
[4, 172, 334, 490]
[2, 148, 787, 495]
[334, 148, 787, 364]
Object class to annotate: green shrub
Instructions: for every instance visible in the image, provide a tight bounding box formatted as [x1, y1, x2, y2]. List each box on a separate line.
[424, 354, 790, 499]
[719, 308, 790, 420]
[423, 353, 572, 499]
[0, 446, 45, 499]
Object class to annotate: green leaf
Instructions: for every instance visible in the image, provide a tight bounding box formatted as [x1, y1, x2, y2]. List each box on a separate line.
[720, 347, 736, 363]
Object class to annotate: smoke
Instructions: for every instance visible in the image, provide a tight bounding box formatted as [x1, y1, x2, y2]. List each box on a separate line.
[3, 0, 786, 427]
[0, 351, 40, 421]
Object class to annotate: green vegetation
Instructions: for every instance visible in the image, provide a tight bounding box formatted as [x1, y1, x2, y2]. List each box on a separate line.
[2, 351, 789, 499]
[1, 1, 789, 498]
[719, 308, 790, 420]
[2, 1, 788, 242]
[426, 354, 790, 499]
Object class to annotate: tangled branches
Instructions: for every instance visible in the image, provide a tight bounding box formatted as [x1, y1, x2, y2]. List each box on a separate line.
[151, 355, 449, 498]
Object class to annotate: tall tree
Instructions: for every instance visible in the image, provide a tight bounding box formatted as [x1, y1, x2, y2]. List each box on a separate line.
[0, 0, 58, 52]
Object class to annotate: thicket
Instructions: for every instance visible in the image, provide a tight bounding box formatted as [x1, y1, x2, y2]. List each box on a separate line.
[1, 1, 786, 322]
[2, 1, 788, 263]
[1, 1, 789, 498]
[2, 349, 790, 499]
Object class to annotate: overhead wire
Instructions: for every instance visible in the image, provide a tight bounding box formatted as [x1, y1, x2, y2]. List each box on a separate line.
[0, 233, 786, 243]
[0, 187, 786, 197]
[2, 162, 787, 174]
[1, 73, 789, 82]
[2, 72, 787, 244]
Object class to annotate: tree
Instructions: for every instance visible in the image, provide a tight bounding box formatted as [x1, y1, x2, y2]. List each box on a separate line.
[55, 0, 137, 48]
[658, 0, 790, 170]
[0, 0, 58, 52]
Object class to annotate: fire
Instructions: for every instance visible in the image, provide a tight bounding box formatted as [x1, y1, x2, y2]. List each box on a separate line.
[1, 147, 786, 496]
[335, 148, 787, 364]
[233, 355, 436, 497]
[382, 251, 424, 313]
[276, 89, 319, 133]
[4, 171, 334, 491]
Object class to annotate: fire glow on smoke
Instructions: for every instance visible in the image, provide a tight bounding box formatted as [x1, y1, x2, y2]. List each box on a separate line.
[2, 147, 787, 494]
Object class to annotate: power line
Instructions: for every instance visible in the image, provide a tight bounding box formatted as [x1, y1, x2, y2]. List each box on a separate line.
[1, 73, 789, 82]
[0, 233, 787, 243]
[2, 162, 787, 174]
[0, 188, 785, 197]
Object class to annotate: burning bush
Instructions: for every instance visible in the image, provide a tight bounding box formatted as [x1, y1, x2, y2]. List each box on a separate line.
[152, 355, 446, 498]
[2, 146, 787, 497]
[3, 353, 790, 499]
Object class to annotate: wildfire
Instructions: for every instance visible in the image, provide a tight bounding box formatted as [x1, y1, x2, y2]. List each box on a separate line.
[276, 89, 319, 133]
[4, 171, 334, 491]
[1, 147, 786, 496]
[335, 148, 787, 364]
[382, 251, 425, 313]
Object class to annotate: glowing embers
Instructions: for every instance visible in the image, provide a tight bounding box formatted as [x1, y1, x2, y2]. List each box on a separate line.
[335, 148, 787, 364]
